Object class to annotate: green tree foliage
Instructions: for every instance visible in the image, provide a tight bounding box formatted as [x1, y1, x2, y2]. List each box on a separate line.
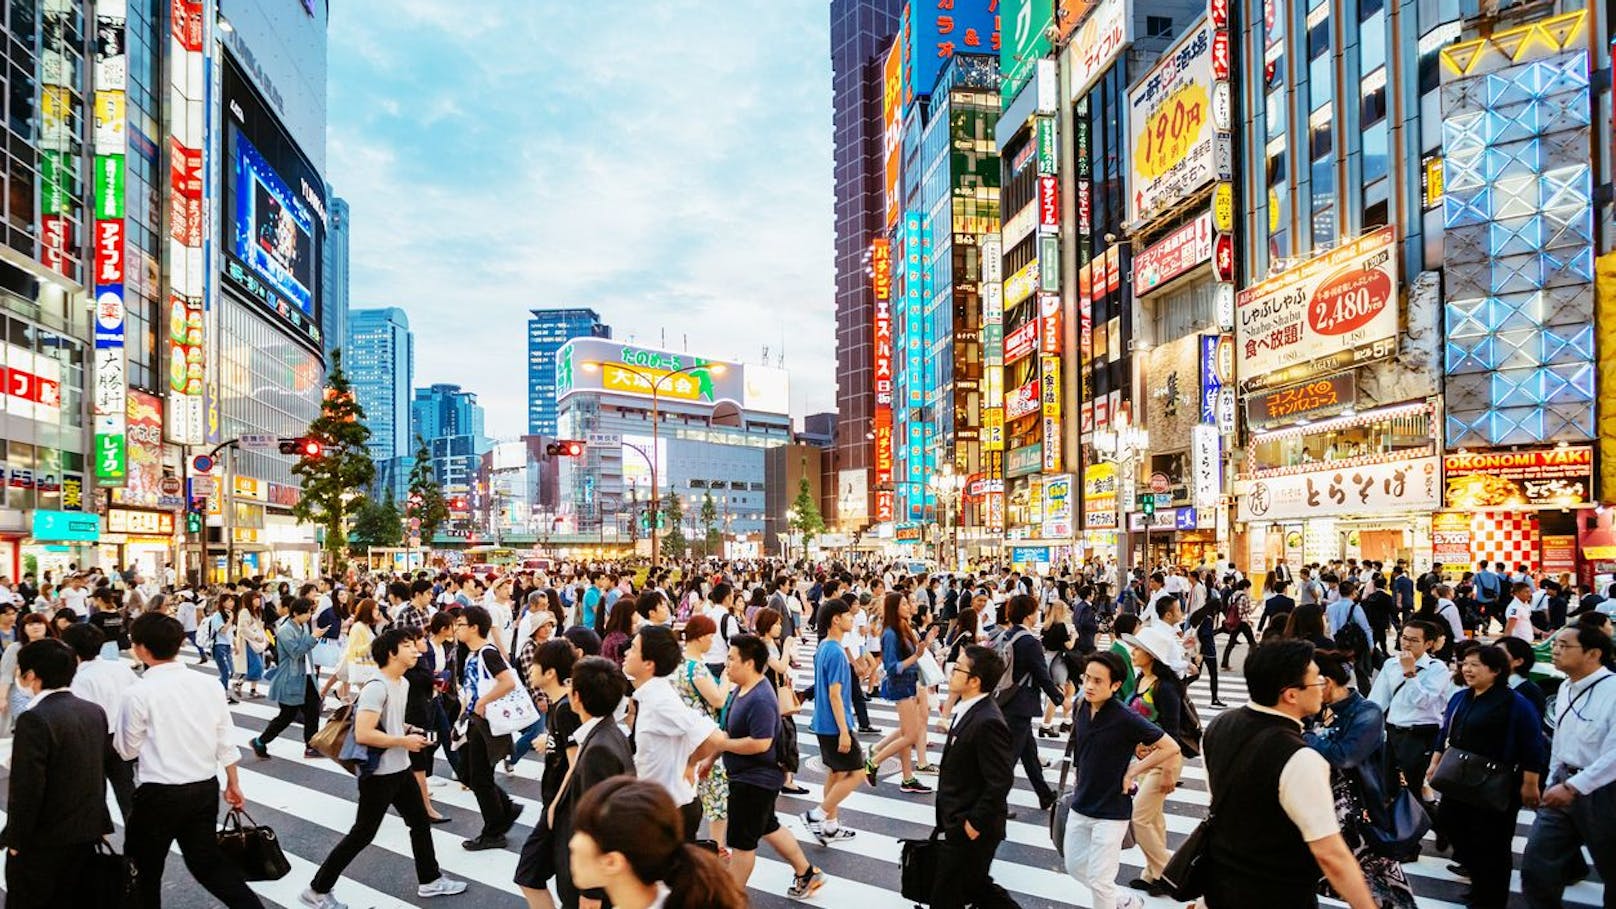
[790, 477, 826, 551]
[699, 492, 719, 557]
[291, 349, 375, 573]
[406, 435, 449, 545]
[660, 491, 687, 560]
[350, 491, 404, 551]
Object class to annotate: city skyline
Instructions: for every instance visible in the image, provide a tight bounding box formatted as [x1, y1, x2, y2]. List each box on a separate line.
[326, 1, 841, 438]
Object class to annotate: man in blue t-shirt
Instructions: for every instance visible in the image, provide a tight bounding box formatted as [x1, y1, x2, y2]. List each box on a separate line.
[579, 572, 606, 629]
[802, 599, 864, 844]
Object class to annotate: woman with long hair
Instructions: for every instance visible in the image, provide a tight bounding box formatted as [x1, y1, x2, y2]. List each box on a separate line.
[1283, 602, 1336, 650]
[753, 608, 805, 795]
[864, 592, 938, 794]
[204, 595, 239, 701]
[1121, 626, 1185, 897]
[1039, 600, 1077, 736]
[569, 776, 746, 909]
[600, 596, 637, 665]
[233, 593, 269, 699]
[322, 597, 379, 701]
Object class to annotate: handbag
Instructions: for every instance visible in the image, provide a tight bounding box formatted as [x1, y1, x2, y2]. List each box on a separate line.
[1362, 786, 1431, 856]
[87, 837, 138, 908]
[309, 702, 354, 765]
[916, 648, 946, 688]
[776, 684, 801, 716]
[1429, 693, 1515, 807]
[215, 808, 291, 881]
[1158, 813, 1213, 900]
[472, 646, 540, 737]
[311, 638, 343, 669]
[776, 714, 801, 774]
[1429, 746, 1512, 806]
[898, 829, 942, 903]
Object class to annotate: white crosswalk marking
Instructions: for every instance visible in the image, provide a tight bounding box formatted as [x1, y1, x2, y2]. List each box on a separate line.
[0, 651, 1600, 908]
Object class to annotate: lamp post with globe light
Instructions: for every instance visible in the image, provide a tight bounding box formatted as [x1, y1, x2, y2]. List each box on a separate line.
[1092, 412, 1150, 575]
[928, 463, 967, 571]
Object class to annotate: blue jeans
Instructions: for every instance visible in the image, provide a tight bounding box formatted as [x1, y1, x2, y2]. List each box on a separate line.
[211, 643, 234, 690]
[509, 715, 548, 763]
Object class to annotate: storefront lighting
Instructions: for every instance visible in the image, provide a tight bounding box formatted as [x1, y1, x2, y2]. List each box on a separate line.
[1248, 401, 1429, 444]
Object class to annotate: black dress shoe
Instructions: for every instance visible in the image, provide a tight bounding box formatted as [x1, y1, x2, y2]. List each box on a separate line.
[428, 814, 453, 825]
[462, 834, 507, 851]
[1127, 877, 1155, 892]
[1447, 863, 1469, 878]
[492, 802, 525, 836]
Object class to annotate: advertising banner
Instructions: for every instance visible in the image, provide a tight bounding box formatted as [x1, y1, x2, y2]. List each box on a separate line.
[1065, 0, 1130, 100]
[1038, 294, 1061, 354]
[1043, 474, 1074, 537]
[93, 1, 129, 479]
[1235, 225, 1399, 390]
[1134, 213, 1213, 295]
[1432, 512, 1473, 568]
[1246, 373, 1357, 428]
[165, 0, 205, 445]
[1001, 0, 1053, 104]
[882, 39, 902, 228]
[1192, 424, 1220, 520]
[1127, 18, 1225, 224]
[1006, 379, 1040, 420]
[871, 238, 891, 300]
[905, 0, 999, 105]
[1004, 320, 1038, 364]
[1238, 456, 1442, 522]
[1005, 259, 1039, 308]
[1084, 462, 1118, 528]
[1007, 443, 1042, 477]
[1041, 355, 1062, 472]
[1443, 446, 1594, 509]
[109, 390, 163, 508]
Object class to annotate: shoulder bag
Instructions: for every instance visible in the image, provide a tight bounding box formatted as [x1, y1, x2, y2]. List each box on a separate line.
[1429, 694, 1514, 807]
[309, 702, 354, 766]
[216, 808, 291, 881]
[899, 829, 942, 903]
[471, 645, 540, 737]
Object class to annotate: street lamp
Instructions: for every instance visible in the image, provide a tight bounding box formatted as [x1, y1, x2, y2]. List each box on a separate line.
[928, 463, 967, 570]
[580, 359, 726, 563]
[1092, 412, 1150, 576]
[785, 506, 800, 560]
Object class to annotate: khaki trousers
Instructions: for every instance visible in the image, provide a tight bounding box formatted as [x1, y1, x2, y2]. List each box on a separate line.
[1129, 754, 1182, 880]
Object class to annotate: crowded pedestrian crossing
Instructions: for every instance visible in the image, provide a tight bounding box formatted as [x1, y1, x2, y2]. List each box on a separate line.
[0, 647, 1598, 908]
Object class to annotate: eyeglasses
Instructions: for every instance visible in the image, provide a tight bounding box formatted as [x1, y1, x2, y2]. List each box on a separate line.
[951, 665, 976, 680]
[1289, 679, 1329, 692]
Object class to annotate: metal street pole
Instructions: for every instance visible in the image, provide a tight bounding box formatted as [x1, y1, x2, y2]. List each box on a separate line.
[650, 387, 660, 563]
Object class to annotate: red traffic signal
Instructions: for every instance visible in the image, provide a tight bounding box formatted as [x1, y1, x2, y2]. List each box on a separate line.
[546, 440, 586, 458]
[279, 437, 323, 457]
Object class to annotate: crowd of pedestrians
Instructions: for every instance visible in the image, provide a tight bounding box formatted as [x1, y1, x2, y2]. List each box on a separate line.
[0, 554, 1609, 909]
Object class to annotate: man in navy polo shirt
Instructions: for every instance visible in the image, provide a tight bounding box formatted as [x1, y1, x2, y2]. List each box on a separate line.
[1061, 650, 1180, 909]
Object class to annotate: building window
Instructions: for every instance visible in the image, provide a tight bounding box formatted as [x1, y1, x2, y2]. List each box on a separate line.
[1147, 16, 1173, 36]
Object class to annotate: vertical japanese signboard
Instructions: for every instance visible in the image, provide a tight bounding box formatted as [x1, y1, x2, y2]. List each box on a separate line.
[92, 0, 129, 483]
[1126, 17, 1229, 224]
[40, 1, 81, 279]
[167, 0, 207, 445]
[874, 236, 895, 522]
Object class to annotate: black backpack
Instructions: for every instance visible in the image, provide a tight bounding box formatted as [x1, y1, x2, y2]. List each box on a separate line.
[1335, 602, 1371, 659]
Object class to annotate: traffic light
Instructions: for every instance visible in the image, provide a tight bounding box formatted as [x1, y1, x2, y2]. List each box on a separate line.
[545, 440, 585, 458]
[278, 437, 323, 458]
[1141, 495, 1156, 516]
[185, 497, 206, 534]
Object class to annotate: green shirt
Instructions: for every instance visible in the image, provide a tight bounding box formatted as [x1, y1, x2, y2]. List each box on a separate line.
[1108, 640, 1136, 703]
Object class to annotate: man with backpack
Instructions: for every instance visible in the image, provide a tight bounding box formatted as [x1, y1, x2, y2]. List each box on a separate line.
[994, 594, 1066, 813]
[1326, 580, 1375, 693]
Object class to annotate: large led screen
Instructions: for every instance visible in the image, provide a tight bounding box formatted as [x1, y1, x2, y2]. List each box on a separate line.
[220, 54, 326, 350]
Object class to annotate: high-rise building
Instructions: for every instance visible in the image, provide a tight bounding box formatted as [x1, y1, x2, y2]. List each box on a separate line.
[527, 308, 610, 435]
[412, 383, 488, 496]
[829, 0, 904, 529]
[323, 196, 351, 364]
[347, 308, 414, 499]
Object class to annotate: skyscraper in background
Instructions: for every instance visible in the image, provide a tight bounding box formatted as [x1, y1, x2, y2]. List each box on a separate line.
[527, 308, 611, 435]
[323, 196, 351, 364]
[412, 383, 488, 496]
[347, 307, 414, 500]
[829, 0, 904, 529]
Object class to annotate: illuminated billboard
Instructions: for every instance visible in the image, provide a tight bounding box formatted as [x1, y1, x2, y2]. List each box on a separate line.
[883, 38, 903, 228]
[904, 0, 1000, 107]
[221, 54, 326, 351]
[554, 338, 788, 416]
[1126, 17, 1229, 224]
[92, 0, 129, 479]
[1000, 0, 1052, 103]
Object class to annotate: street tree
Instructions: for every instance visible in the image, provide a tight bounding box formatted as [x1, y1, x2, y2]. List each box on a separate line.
[291, 348, 375, 573]
[350, 491, 404, 552]
[700, 492, 719, 557]
[789, 477, 826, 555]
[661, 491, 687, 560]
[406, 435, 449, 546]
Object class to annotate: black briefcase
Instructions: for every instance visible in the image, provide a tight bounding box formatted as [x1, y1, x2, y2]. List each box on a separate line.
[899, 829, 942, 904]
[216, 808, 292, 881]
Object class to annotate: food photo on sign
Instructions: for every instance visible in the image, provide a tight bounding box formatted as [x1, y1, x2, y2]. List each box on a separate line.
[1443, 447, 1594, 509]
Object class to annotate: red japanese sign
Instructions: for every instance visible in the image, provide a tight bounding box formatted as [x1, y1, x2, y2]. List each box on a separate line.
[168, 139, 203, 246]
[1039, 294, 1061, 355]
[1038, 175, 1060, 230]
[871, 238, 892, 301]
[95, 219, 125, 286]
[1004, 320, 1038, 364]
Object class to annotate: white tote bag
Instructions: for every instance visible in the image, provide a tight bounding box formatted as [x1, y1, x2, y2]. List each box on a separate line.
[916, 648, 946, 688]
[473, 646, 540, 737]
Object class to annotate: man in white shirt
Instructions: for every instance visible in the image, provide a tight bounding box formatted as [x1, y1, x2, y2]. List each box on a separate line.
[1503, 582, 1538, 642]
[1522, 625, 1616, 907]
[1431, 584, 1465, 650]
[61, 623, 139, 819]
[1367, 619, 1449, 852]
[1162, 567, 1189, 597]
[624, 625, 725, 838]
[115, 612, 262, 908]
[59, 576, 89, 618]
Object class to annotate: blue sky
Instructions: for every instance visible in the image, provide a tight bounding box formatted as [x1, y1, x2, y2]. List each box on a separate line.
[327, 1, 837, 437]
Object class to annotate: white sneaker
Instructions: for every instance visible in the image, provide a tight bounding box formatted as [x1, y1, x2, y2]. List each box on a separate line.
[1116, 895, 1145, 909]
[418, 878, 468, 898]
[299, 889, 348, 909]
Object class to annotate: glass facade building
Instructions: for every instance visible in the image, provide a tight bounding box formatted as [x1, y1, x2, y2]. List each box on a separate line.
[527, 307, 609, 435]
[322, 195, 350, 364]
[347, 307, 413, 498]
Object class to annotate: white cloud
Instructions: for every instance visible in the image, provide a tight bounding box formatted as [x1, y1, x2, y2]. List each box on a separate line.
[328, 0, 837, 437]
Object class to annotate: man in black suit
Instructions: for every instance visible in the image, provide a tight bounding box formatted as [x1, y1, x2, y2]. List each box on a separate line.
[549, 655, 633, 909]
[999, 594, 1066, 810]
[1, 639, 115, 907]
[932, 643, 1019, 909]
